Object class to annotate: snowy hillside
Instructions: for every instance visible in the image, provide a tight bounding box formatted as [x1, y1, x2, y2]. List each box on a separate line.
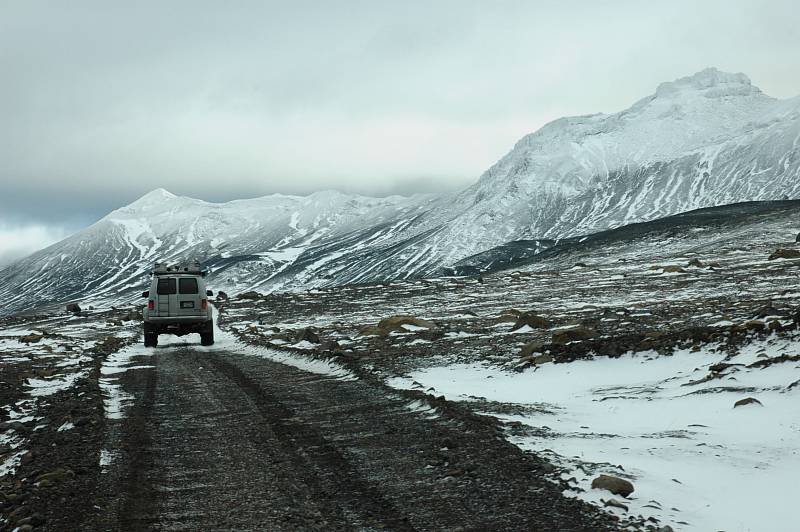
[436, 68, 800, 251]
[0, 189, 437, 313]
[1, 67, 798, 313]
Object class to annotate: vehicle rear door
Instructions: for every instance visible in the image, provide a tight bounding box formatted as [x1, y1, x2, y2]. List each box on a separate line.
[156, 277, 177, 317]
[177, 277, 203, 316]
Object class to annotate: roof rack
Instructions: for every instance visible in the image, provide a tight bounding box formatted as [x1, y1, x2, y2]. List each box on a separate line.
[152, 260, 207, 277]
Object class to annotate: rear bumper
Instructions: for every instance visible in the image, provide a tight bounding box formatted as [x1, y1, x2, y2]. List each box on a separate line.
[146, 315, 209, 324]
[144, 316, 211, 336]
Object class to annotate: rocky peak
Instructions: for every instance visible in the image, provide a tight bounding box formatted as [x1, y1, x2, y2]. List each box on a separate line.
[655, 67, 760, 98]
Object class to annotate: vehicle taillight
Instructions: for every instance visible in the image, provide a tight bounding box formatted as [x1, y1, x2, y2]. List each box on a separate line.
[148, 300, 154, 310]
[201, 299, 208, 310]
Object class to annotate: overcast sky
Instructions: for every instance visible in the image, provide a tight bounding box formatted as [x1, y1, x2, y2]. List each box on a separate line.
[1, 0, 799, 265]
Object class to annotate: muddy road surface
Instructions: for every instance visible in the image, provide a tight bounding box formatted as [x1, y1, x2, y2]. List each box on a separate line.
[91, 339, 617, 531]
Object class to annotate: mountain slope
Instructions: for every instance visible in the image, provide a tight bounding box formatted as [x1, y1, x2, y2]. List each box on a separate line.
[434, 68, 800, 247]
[1, 68, 798, 313]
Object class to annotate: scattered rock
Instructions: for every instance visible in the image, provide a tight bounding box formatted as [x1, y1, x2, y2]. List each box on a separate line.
[494, 309, 522, 324]
[603, 498, 629, 511]
[217, 291, 229, 300]
[511, 312, 551, 331]
[733, 397, 763, 408]
[744, 320, 765, 332]
[16, 514, 45, 527]
[796, 233, 800, 243]
[661, 265, 686, 274]
[123, 310, 142, 322]
[552, 326, 597, 345]
[591, 474, 634, 497]
[358, 325, 385, 337]
[72, 416, 92, 427]
[34, 467, 75, 485]
[0, 421, 29, 433]
[767, 320, 783, 332]
[376, 315, 437, 334]
[755, 303, 782, 318]
[574, 262, 588, 268]
[519, 341, 545, 358]
[300, 328, 321, 344]
[687, 258, 704, 268]
[19, 333, 44, 344]
[237, 291, 261, 300]
[65, 302, 81, 313]
[768, 248, 800, 260]
[533, 353, 553, 365]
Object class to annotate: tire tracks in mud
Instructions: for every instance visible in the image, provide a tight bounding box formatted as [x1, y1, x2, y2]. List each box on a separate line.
[99, 344, 618, 531]
[203, 353, 413, 531]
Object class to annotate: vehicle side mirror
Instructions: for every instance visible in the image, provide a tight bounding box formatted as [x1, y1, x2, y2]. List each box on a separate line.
[142, 291, 149, 298]
[206, 290, 214, 297]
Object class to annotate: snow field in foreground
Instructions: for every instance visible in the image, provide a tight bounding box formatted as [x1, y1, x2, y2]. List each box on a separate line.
[388, 338, 800, 532]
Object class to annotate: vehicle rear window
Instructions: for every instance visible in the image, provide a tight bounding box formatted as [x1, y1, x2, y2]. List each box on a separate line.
[179, 278, 199, 294]
[157, 278, 176, 295]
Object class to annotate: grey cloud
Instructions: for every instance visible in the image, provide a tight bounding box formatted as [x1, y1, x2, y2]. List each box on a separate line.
[1, 0, 799, 233]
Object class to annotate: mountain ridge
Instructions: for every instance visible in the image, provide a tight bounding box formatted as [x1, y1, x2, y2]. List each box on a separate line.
[1, 67, 798, 313]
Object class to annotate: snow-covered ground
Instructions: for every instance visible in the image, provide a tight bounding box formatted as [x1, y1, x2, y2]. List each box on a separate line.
[388, 335, 800, 531]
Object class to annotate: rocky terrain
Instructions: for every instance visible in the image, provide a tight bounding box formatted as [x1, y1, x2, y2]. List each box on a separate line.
[0, 310, 626, 531]
[1, 195, 798, 530]
[212, 204, 800, 531]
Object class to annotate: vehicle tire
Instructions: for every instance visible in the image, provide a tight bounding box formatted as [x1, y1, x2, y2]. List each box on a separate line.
[143, 323, 158, 348]
[144, 332, 158, 348]
[200, 322, 214, 346]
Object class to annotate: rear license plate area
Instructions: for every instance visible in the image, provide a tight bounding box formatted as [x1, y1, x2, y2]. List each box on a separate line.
[180, 301, 195, 309]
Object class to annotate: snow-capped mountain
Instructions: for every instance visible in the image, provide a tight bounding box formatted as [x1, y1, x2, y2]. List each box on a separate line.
[1, 68, 798, 313]
[437, 68, 800, 249]
[0, 189, 436, 312]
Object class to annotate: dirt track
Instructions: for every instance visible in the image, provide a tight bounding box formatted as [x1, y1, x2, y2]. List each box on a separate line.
[90, 341, 618, 531]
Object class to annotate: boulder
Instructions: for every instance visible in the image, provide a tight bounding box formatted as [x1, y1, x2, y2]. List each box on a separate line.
[237, 291, 261, 300]
[511, 312, 551, 331]
[661, 265, 686, 273]
[19, 333, 44, 344]
[377, 315, 436, 332]
[603, 499, 629, 511]
[686, 258, 704, 268]
[358, 326, 385, 337]
[34, 467, 74, 485]
[796, 233, 800, 243]
[519, 341, 545, 358]
[0, 421, 29, 433]
[300, 328, 321, 344]
[767, 320, 783, 332]
[755, 303, 781, 318]
[494, 309, 522, 324]
[744, 320, 765, 332]
[591, 474, 634, 497]
[768, 248, 800, 260]
[533, 353, 554, 365]
[734, 397, 763, 408]
[552, 326, 597, 345]
[122, 310, 142, 322]
[66, 303, 81, 313]
[358, 315, 437, 337]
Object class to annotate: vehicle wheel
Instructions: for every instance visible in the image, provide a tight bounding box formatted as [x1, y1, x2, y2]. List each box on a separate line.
[144, 332, 158, 348]
[143, 323, 158, 347]
[200, 322, 214, 346]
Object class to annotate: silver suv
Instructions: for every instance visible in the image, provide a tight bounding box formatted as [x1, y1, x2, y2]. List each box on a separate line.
[141, 261, 214, 347]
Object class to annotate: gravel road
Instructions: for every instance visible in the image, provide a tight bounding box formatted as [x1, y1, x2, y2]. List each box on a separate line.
[91, 341, 618, 531]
